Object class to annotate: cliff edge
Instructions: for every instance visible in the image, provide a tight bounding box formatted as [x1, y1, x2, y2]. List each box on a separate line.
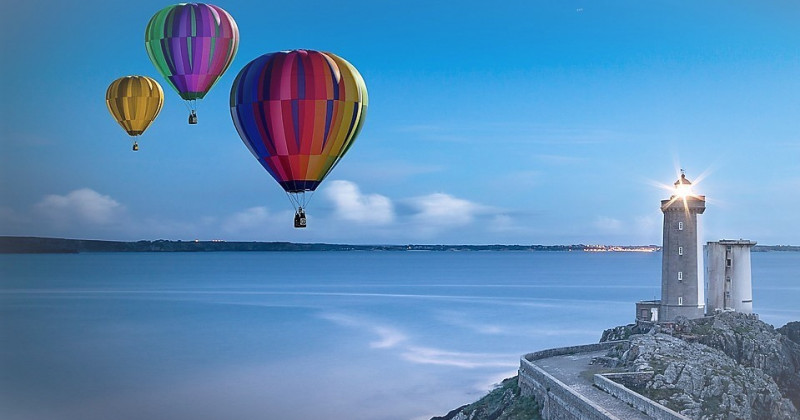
[431, 377, 540, 420]
[434, 313, 800, 420]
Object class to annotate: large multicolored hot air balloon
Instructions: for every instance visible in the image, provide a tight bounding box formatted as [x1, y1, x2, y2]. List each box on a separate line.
[106, 76, 164, 151]
[230, 50, 369, 228]
[145, 3, 238, 124]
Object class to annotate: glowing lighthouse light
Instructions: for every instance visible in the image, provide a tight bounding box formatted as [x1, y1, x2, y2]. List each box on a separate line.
[674, 170, 694, 198]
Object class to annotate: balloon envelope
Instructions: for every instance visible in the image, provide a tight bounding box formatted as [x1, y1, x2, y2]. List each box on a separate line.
[229, 50, 368, 193]
[145, 3, 238, 102]
[106, 76, 164, 136]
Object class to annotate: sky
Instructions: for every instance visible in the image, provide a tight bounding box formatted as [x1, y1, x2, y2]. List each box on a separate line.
[1, 0, 799, 245]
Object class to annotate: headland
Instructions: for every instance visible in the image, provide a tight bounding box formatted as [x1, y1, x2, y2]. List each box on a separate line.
[435, 313, 800, 420]
[2, 236, 799, 254]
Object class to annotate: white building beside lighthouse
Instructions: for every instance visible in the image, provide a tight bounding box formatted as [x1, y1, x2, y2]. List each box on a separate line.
[706, 240, 756, 314]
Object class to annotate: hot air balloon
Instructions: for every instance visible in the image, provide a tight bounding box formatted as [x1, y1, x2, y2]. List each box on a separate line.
[106, 76, 164, 151]
[145, 3, 239, 124]
[230, 50, 369, 228]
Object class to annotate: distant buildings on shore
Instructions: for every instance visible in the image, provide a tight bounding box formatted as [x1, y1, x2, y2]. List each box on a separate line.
[583, 245, 659, 252]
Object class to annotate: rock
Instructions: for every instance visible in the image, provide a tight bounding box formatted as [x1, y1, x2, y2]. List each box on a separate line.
[778, 321, 800, 345]
[437, 314, 800, 420]
[602, 312, 800, 420]
[600, 323, 653, 342]
[430, 377, 540, 420]
[689, 312, 800, 410]
[608, 333, 798, 419]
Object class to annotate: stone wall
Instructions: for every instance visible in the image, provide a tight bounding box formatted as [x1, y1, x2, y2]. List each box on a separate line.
[521, 342, 623, 362]
[518, 341, 624, 420]
[593, 373, 690, 420]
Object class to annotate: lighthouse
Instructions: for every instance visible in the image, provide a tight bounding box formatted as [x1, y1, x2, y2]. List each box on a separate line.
[659, 171, 706, 321]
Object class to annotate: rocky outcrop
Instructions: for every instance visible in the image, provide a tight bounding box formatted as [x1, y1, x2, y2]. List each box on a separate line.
[689, 313, 800, 409]
[430, 377, 540, 420]
[606, 333, 798, 419]
[438, 314, 800, 420]
[600, 322, 652, 342]
[599, 313, 800, 419]
[779, 321, 800, 345]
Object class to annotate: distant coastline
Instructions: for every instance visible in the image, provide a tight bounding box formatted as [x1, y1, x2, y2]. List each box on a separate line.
[1, 236, 798, 254]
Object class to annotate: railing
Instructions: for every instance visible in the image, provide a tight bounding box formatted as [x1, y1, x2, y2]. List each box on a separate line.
[594, 372, 690, 420]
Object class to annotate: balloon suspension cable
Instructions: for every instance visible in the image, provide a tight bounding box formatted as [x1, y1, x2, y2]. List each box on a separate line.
[304, 190, 317, 208]
[286, 192, 307, 212]
[285, 190, 316, 212]
[285, 191, 299, 212]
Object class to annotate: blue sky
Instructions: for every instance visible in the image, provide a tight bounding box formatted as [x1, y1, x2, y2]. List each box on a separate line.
[1, 0, 798, 245]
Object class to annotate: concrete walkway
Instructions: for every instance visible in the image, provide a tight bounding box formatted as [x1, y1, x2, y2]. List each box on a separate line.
[532, 350, 653, 420]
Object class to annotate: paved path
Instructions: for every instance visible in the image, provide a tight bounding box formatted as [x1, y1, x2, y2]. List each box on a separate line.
[533, 350, 653, 420]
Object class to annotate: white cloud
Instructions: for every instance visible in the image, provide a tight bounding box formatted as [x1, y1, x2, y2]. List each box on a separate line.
[222, 206, 271, 234]
[34, 188, 125, 226]
[324, 180, 394, 225]
[407, 193, 487, 227]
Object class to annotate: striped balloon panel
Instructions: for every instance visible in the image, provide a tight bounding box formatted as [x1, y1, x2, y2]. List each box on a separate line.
[145, 3, 239, 100]
[106, 76, 164, 136]
[230, 50, 368, 193]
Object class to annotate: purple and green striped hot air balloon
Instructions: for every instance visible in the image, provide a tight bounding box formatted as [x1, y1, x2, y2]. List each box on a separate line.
[145, 3, 239, 124]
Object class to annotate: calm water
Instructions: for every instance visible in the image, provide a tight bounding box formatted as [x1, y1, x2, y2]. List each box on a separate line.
[1, 251, 798, 420]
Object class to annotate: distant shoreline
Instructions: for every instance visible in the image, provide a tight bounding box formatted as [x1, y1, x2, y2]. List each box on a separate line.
[1, 236, 798, 254]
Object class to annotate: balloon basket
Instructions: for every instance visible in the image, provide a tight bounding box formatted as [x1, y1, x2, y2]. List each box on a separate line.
[294, 209, 307, 229]
[188, 111, 197, 125]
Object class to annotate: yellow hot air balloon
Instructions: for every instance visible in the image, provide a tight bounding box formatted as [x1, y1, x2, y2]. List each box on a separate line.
[105, 76, 164, 151]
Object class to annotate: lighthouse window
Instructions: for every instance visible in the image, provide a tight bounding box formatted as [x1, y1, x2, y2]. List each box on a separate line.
[678, 271, 683, 281]
[726, 258, 732, 267]
[678, 222, 684, 230]
[678, 297, 683, 306]
[678, 246, 683, 256]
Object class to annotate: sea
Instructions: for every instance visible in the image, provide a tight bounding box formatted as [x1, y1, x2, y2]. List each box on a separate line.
[1, 251, 798, 420]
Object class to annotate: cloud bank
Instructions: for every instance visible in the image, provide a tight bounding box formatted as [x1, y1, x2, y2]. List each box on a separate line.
[5, 181, 533, 243]
[324, 180, 395, 225]
[34, 188, 125, 226]
[407, 193, 488, 227]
